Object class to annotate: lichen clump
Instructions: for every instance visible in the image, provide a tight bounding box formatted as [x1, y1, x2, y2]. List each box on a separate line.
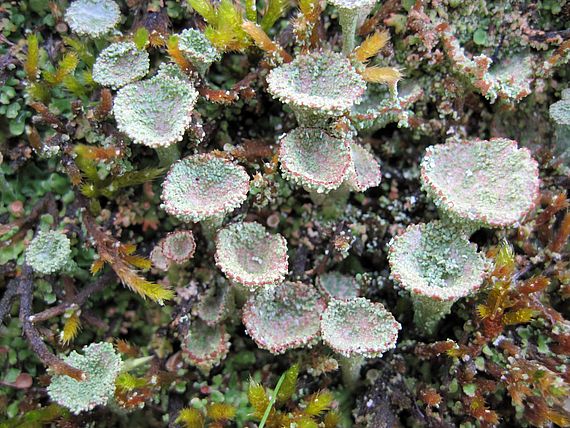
[25, 230, 72, 275]
[47, 342, 122, 414]
[93, 42, 150, 89]
[65, 0, 121, 38]
[421, 138, 540, 228]
[215, 222, 288, 288]
[161, 154, 250, 223]
[113, 75, 198, 148]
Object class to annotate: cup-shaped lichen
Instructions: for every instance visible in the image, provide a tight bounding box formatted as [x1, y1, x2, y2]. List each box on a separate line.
[182, 320, 230, 372]
[65, 0, 121, 38]
[320, 298, 400, 386]
[242, 281, 326, 354]
[421, 138, 540, 230]
[278, 128, 352, 193]
[215, 222, 288, 288]
[160, 230, 196, 265]
[113, 75, 198, 149]
[267, 51, 366, 126]
[328, 0, 377, 55]
[177, 29, 221, 75]
[93, 42, 150, 89]
[47, 342, 122, 414]
[317, 272, 360, 300]
[25, 230, 72, 275]
[388, 221, 487, 336]
[345, 142, 382, 192]
[161, 154, 250, 223]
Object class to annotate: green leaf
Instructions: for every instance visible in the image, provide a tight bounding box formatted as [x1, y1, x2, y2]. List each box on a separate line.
[133, 27, 149, 50]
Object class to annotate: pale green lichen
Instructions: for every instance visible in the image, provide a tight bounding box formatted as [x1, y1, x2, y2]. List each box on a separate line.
[267, 51, 366, 126]
[388, 221, 487, 336]
[320, 298, 400, 386]
[345, 142, 382, 192]
[161, 154, 250, 223]
[328, 0, 377, 55]
[177, 29, 220, 75]
[113, 75, 198, 148]
[93, 41, 149, 89]
[214, 222, 288, 288]
[47, 342, 122, 414]
[160, 230, 196, 264]
[65, 0, 121, 38]
[421, 138, 540, 228]
[242, 281, 326, 354]
[549, 88, 570, 126]
[182, 320, 230, 372]
[25, 230, 72, 275]
[317, 272, 360, 300]
[278, 128, 352, 193]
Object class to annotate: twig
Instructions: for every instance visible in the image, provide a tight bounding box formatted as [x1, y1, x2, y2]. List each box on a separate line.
[0, 278, 20, 324]
[19, 265, 85, 381]
[30, 270, 115, 323]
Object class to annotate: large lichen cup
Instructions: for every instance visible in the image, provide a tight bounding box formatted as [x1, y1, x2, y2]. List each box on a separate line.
[320, 298, 401, 387]
[421, 138, 540, 234]
[93, 41, 150, 89]
[113, 75, 198, 165]
[47, 342, 122, 414]
[267, 51, 366, 127]
[65, 0, 121, 38]
[161, 153, 250, 233]
[242, 281, 326, 354]
[215, 222, 288, 288]
[328, 0, 378, 55]
[388, 221, 487, 336]
[278, 127, 352, 194]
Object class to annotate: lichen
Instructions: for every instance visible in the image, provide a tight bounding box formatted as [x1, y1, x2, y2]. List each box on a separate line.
[65, 0, 121, 38]
[25, 230, 72, 275]
[93, 42, 150, 89]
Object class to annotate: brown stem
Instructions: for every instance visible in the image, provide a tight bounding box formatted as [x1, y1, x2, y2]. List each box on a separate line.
[30, 270, 114, 323]
[0, 278, 20, 324]
[19, 265, 85, 381]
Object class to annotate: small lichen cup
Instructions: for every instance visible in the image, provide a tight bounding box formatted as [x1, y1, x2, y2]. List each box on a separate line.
[176, 29, 221, 75]
[65, 0, 121, 38]
[25, 230, 73, 275]
[320, 297, 401, 387]
[388, 221, 487, 336]
[215, 222, 289, 289]
[93, 41, 150, 89]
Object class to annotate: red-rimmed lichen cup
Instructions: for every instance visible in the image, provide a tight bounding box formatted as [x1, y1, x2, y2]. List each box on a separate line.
[182, 320, 230, 372]
[278, 127, 352, 194]
[388, 221, 487, 336]
[243, 281, 326, 354]
[421, 138, 540, 229]
[160, 230, 196, 265]
[215, 222, 288, 288]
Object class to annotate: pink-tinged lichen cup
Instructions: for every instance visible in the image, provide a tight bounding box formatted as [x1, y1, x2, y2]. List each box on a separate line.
[267, 51, 366, 127]
[182, 319, 230, 373]
[160, 230, 196, 265]
[421, 138, 540, 231]
[345, 142, 382, 192]
[243, 281, 326, 354]
[215, 222, 288, 288]
[278, 128, 352, 194]
[388, 221, 487, 336]
[317, 272, 360, 301]
[320, 297, 401, 386]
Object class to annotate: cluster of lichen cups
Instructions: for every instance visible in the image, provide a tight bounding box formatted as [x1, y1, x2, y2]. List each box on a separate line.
[388, 138, 540, 336]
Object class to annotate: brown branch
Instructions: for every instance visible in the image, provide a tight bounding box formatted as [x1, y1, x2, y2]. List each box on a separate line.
[0, 278, 20, 324]
[29, 270, 115, 324]
[19, 265, 85, 381]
